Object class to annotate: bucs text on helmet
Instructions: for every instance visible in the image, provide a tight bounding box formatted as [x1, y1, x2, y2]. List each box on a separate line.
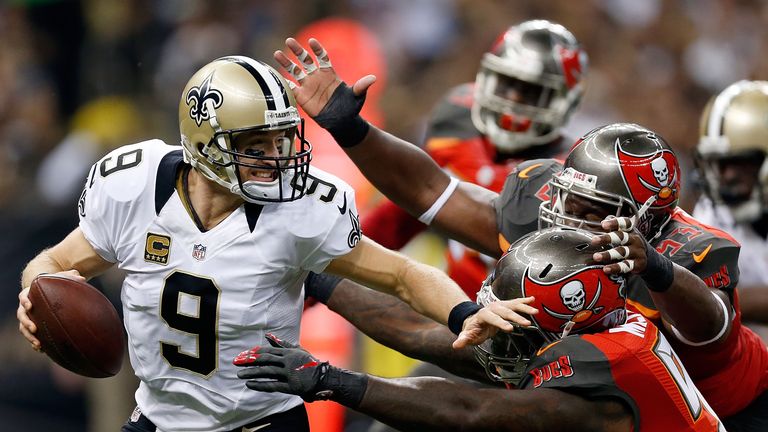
[697, 80, 768, 222]
[539, 123, 681, 240]
[473, 227, 627, 385]
[179, 56, 311, 203]
[472, 20, 587, 153]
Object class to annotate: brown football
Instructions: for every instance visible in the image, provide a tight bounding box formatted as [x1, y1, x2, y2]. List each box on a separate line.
[28, 274, 125, 378]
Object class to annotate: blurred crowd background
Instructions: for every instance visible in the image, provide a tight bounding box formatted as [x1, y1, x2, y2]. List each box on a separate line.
[2, 0, 767, 431]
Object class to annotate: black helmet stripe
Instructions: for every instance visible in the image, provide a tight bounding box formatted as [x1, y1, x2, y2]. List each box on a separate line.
[263, 63, 291, 108]
[219, 56, 286, 111]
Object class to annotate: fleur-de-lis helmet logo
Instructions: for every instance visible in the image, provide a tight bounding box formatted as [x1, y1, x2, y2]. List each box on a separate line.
[186, 73, 223, 127]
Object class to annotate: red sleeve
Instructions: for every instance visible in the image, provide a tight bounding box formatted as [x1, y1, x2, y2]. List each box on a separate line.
[361, 199, 426, 250]
[426, 136, 511, 193]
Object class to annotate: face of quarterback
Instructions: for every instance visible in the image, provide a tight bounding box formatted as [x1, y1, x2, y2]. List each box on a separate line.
[231, 129, 293, 183]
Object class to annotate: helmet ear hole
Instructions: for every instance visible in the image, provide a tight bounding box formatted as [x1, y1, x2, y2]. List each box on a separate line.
[538, 263, 553, 278]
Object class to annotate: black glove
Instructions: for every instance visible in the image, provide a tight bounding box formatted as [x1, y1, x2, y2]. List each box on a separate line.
[234, 334, 368, 407]
[640, 240, 674, 293]
[304, 272, 343, 304]
[313, 83, 370, 148]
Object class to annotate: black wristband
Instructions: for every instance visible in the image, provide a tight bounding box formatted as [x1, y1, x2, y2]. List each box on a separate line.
[317, 364, 369, 408]
[448, 301, 482, 335]
[304, 272, 343, 304]
[313, 83, 370, 148]
[641, 242, 675, 293]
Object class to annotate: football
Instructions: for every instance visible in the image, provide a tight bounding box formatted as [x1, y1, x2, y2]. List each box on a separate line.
[28, 274, 126, 378]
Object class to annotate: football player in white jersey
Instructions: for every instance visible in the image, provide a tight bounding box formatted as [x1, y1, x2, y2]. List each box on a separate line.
[694, 80, 768, 343]
[16, 57, 535, 432]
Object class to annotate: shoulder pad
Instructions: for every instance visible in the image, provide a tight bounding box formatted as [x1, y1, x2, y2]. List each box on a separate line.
[494, 159, 563, 245]
[425, 83, 479, 140]
[656, 210, 741, 293]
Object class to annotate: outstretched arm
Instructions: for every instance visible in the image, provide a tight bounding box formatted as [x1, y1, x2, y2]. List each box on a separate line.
[235, 336, 632, 432]
[307, 273, 487, 381]
[275, 38, 502, 257]
[326, 236, 538, 348]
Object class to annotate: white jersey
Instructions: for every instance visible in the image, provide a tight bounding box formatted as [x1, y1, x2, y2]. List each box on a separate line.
[78, 140, 360, 431]
[693, 197, 768, 285]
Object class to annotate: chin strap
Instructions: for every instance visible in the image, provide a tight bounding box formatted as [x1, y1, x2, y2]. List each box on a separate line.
[561, 320, 576, 338]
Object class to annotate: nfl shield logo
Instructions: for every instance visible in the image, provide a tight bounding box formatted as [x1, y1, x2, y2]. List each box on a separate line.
[192, 244, 206, 261]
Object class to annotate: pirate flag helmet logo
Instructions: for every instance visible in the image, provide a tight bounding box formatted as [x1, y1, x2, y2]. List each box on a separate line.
[473, 227, 627, 385]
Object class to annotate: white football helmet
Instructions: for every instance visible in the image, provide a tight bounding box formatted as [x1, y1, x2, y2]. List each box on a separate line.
[179, 56, 311, 203]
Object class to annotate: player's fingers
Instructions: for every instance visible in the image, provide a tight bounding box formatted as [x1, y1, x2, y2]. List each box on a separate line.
[58, 269, 85, 281]
[16, 303, 36, 333]
[18, 288, 32, 310]
[294, 44, 317, 74]
[606, 246, 631, 261]
[352, 75, 377, 96]
[245, 380, 288, 393]
[282, 58, 307, 81]
[272, 51, 298, 89]
[494, 297, 538, 317]
[233, 348, 284, 366]
[616, 259, 635, 273]
[475, 308, 518, 332]
[17, 320, 41, 349]
[616, 216, 635, 232]
[308, 38, 332, 68]
[237, 366, 286, 381]
[608, 231, 631, 246]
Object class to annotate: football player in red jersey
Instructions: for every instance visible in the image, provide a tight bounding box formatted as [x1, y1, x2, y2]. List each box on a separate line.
[363, 20, 586, 297]
[236, 228, 725, 432]
[274, 37, 768, 430]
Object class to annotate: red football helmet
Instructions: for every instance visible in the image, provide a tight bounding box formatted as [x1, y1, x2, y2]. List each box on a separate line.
[539, 123, 681, 239]
[474, 227, 627, 385]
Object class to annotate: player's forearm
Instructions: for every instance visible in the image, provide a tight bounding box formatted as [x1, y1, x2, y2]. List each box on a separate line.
[326, 279, 484, 380]
[328, 238, 469, 325]
[358, 376, 500, 432]
[356, 378, 628, 432]
[21, 249, 67, 289]
[737, 287, 768, 323]
[20, 229, 112, 289]
[394, 259, 471, 325]
[652, 264, 730, 344]
[344, 126, 451, 217]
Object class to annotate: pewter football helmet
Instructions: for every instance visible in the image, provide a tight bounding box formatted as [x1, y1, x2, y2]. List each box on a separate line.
[539, 123, 681, 240]
[472, 20, 587, 153]
[474, 227, 626, 385]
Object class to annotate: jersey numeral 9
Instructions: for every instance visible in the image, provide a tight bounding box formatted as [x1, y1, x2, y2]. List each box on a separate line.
[160, 271, 220, 377]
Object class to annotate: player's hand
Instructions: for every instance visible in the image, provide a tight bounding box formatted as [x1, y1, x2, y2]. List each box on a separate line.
[273, 37, 376, 118]
[17, 270, 85, 351]
[453, 297, 538, 349]
[590, 216, 648, 274]
[18, 287, 40, 351]
[235, 334, 332, 401]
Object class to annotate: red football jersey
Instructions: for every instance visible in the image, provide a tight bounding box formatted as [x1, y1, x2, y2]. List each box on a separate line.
[522, 312, 725, 431]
